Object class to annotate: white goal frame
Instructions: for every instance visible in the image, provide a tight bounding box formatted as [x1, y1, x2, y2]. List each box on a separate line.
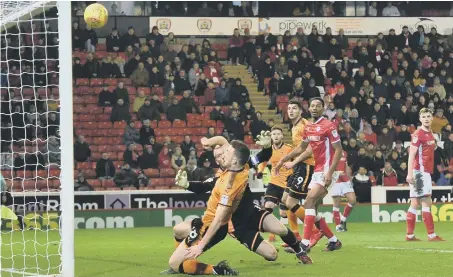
[0, 1, 74, 277]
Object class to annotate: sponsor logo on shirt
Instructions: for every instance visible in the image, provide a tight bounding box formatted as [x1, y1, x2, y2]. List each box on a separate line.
[427, 140, 435, 145]
[308, 136, 321, 141]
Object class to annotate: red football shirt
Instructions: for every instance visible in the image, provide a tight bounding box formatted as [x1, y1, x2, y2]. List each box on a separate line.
[337, 151, 350, 182]
[302, 117, 341, 172]
[410, 128, 436, 174]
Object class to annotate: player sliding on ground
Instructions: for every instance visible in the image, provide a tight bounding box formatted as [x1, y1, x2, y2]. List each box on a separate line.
[331, 151, 356, 232]
[405, 108, 445, 242]
[275, 97, 344, 264]
[164, 135, 308, 275]
[274, 100, 323, 250]
[255, 127, 300, 243]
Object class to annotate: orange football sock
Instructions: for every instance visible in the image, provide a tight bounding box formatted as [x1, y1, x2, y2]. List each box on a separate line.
[180, 260, 214, 275]
[290, 204, 306, 222]
[288, 211, 299, 233]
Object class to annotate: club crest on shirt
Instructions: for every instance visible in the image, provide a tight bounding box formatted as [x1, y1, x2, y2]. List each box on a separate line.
[316, 127, 321, 132]
[412, 136, 418, 143]
[332, 130, 339, 138]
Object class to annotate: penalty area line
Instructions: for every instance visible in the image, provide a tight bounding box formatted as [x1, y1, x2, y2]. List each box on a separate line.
[367, 246, 453, 253]
[1, 268, 59, 277]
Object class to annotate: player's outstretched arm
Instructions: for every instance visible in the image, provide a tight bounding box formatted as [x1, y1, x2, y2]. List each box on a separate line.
[285, 145, 313, 169]
[174, 170, 217, 193]
[274, 140, 309, 174]
[201, 136, 229, 148]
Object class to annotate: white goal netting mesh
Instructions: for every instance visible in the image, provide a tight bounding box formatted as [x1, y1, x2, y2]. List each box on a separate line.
[1, 1, 64, 276]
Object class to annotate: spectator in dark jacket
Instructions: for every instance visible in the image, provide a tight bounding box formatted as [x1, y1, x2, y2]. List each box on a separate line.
[114, 81, 129, 105]
[83, 53, 99, 78]
[98, 85, 116, 107]
[174, 70, 192, 94]
[74, 174, 94, 191]
[181, 135, 196, 160]
[120, 26, 140, 51]
[74, 135, 91, 163]
[179, 91, 201, 114]
[166, 98, 187, 121]
[139, 145, 159, 169]
[139, 120, 155, 146]
[110, 99, 131, 123]
[82, 25, 98, 52]
[96, 153, 115, 179]
[146, 26, 164, 47]
[106, 28, 120, 52]
[114, 163, 138, 189]
[138, 98, 160, 122]
[352, 167, 372, 203]
[123, 143, 140, 168]
[224, 109, 245, 140]
[250, 112, 269, 138]
[210, 106, 225, 121]
[73, 57, 84, 78]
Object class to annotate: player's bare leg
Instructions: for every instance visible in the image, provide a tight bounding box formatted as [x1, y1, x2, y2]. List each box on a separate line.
[303, 184, 341, 252]
[340, 192, 356, 231]
[167, 242, 238, 275]
[261, 213, 312, 264]
[173, 221, 191, 248]
[264, 200, 278, 242]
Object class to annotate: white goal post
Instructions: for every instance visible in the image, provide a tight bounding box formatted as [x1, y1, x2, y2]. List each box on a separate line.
[0, 1, 74, 277]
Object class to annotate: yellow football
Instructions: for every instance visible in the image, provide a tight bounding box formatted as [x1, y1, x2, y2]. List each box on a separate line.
[84, 3, 108, 28]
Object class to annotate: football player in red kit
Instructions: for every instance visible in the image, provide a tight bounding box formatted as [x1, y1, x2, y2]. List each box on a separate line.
[275, 97, 343, 264]
[331, 151, 356, 232]
[406, 108, 445, 242]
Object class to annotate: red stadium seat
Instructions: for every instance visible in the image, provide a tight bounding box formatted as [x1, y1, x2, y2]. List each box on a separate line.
[158, 120, 172, 128]
[90, 78, 104, 87]
[143, 169, 159, 178]
[76, 78, 89, 86]
[104, 78, 117, 86]
[118, 78, 132, 85]
[150, 178, 166, 187]
[76, 162, 91, 170]
[102, 178, 115, 188]
[87, 179, 101, 188]
[173, 120, 186, 128]
[113, 121, 127, 129]
[165, 178, 175, 186]
[151, 87, 164, 95]
[98, 121, 112, 129]
[160, 168, 175, 177]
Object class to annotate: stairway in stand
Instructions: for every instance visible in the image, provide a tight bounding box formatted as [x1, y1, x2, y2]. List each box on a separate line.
[223, 65, 292, 145]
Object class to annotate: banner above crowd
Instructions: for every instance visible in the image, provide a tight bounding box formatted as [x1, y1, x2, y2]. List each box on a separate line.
[149, 17, 453, 36]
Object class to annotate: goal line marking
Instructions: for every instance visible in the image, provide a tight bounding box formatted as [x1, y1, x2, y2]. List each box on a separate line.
[367, 246, 453, 253]
[1, 268, 59, 277]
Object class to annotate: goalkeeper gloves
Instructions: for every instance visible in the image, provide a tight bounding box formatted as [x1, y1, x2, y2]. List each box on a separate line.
[256, 130, 271, 148]
[175, 170, 189, 189]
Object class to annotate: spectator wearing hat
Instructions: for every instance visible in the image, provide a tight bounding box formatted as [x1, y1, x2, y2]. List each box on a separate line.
[189, 158, 216, 182]
[72, 57, 84, 78]
[106, 28, 120, 52]
[138, 98, 160, 122]
[120, 26, 140, 51]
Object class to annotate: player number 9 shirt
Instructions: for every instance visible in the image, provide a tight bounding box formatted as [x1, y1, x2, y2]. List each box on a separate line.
[302, 117, 341, 173]
[410, 128, 435, 174]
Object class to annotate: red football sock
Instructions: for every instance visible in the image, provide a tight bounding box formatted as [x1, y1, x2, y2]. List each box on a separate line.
[422, 208, 435, 235]
[302, 209, 316, 245]
[343, 203, 353, 218]
[333, 208, 341, 226]
[406, 208, 416, 236]
[318, 217, 334, 239]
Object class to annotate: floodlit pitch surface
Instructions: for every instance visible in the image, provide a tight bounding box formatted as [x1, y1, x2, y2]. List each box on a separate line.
[1, 222, 451, 277]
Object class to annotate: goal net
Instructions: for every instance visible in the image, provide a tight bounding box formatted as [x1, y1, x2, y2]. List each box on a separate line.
[1, 1, 74, 277]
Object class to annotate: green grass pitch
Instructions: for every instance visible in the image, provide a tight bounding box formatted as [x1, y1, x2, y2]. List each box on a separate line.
[1, 222, 452, 277]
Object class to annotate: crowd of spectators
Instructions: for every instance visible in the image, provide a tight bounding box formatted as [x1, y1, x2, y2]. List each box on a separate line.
[2, 2, 453, 196]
